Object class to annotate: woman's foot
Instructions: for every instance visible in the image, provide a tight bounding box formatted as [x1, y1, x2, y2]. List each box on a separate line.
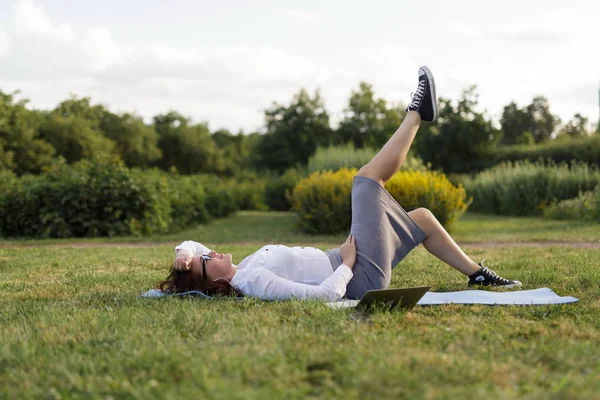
[468, 260, 522, 288]
[406, 66, 438, 122]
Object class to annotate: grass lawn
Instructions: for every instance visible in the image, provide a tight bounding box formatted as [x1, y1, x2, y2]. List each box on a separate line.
[1, 212, 599, 399]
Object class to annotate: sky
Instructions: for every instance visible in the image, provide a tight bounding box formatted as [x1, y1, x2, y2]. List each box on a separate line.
[0, 0, 598, 132]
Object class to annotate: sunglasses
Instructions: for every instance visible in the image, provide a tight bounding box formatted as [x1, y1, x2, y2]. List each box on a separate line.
[200, 253, 212, 281]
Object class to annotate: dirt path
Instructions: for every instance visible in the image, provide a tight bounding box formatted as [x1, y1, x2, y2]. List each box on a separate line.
[458, 241, 600, 249]
[1, 241, 600, 249]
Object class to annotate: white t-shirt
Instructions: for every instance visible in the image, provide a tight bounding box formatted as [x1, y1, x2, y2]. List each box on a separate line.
[174, 241, 353, 301]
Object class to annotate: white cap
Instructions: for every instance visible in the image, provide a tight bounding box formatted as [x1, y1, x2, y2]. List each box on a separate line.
[175, 241, 213, 256]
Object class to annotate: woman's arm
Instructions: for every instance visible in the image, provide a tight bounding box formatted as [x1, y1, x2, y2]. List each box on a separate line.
[234, 265, 353, 301]
[173, 241, 213, 271]
[174, 241, 212, 256]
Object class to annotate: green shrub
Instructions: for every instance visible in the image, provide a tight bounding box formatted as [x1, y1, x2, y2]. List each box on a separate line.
[307, 144, 429, 174]
[461, 161, 600, 216]
[289, 168, 470, 234]
[0, 160, 173, 238]
[489, 135, 600, 169]
[228, 180, 268, 211]
[0, 161, 247, 238]
[164, 173, 211, 228]
[204, 185, 237, 219]
[265, 168, 306, 211]
[543, 186, 600, 222]
[197, 173, 267, 212]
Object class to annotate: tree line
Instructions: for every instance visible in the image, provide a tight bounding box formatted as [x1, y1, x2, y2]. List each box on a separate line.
[1, 84, 597, 177]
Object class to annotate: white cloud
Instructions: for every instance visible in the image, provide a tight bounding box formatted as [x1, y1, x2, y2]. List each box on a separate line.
[0, 0, 597, 132]
[283, 9, 323, 23]
[0, 1, 338, 131]
[12, 0, 72, 39]
[0, 28, 9, 56]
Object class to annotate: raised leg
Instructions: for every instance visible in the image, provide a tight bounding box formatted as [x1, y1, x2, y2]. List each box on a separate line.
[356, 111, 421, 186]
[356, 66, 437, 186]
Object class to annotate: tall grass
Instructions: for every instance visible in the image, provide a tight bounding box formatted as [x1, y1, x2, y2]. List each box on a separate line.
[307, 144, 428, 174]
[544, 185, 600, 222]
[491, 134, 600, 169]
[461, 161, 600, 216]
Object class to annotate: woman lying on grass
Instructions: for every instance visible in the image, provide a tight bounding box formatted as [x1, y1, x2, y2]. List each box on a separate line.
[158, 66, 521, 301]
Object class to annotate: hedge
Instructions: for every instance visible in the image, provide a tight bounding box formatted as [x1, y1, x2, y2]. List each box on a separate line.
[289, 168, 470, 234]
[0, 161, 242, 238]
[461, 161, 600, 216]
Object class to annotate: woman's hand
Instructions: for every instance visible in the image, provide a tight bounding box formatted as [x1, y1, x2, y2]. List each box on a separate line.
[174, 249, 193, 271]
[340, 234, 356, 269]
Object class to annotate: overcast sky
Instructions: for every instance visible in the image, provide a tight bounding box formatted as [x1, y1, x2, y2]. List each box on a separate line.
[0, 0, 598, 132]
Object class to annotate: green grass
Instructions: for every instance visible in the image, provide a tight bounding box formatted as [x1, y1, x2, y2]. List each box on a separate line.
[1, 212, 600, 398]
[2, 211, 600, 248]
[452, 212, 600, 243]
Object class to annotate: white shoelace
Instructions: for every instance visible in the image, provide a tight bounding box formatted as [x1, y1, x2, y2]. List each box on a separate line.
[409, 80, 426, 108]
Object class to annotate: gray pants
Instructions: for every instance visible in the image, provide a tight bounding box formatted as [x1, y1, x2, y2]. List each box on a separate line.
[326, 175, 426, 299]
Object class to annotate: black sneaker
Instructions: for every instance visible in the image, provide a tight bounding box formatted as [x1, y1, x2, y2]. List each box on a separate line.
[406, 66, 438, 122]
[468, 260, 522, 288]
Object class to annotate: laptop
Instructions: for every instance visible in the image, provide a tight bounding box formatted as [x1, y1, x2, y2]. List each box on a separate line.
[326, 286, 431, 311]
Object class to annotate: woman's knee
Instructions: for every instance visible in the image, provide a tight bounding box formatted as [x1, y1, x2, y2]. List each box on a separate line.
[356, 165, 384, 186]
[409, 207, 435, 227]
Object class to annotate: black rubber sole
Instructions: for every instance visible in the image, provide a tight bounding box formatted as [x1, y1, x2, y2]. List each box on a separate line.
[419, 66, 438, 121]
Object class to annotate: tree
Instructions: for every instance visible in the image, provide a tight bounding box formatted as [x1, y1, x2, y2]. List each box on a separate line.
[336, 82, 404, 149]
[526, 96, 560, 143]
[100, 112, 162, 168]
[39, 114, 116, 163]
[414, 86, 500, 174]
[500, 97, 560, 144]
[53, 96, 106, 132]
[559, 113, 589, 138]
[256, 89, 332, 173]
[210, 129, 260, 175]
[500, 102, 531, 145]
[153, 112, 221, 174]
[0, 90, 55, 174]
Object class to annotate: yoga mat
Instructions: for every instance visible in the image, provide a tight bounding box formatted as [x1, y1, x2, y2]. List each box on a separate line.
[140, 287, 578, 307]
[325, 288, 578, 309]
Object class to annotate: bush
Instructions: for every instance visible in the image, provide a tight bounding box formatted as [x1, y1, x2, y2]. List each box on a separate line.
[265, 168, 306, 211]
[385, 170, 471, 228]
[197, 173, 267, 212]
[164, 174, 211, 228]
[0, 160, 173, 238]
[489, 135, 600, 169]
[289, 168, 470, 234]
[228, 180, 268, 211]
[289, 169, 354, 234]
[543, 186, 600, 222]
[307, 144, 428, 174]
[461, 161, 600, 216]
[203, 185, 238, 219]
[0, 161, 246, 238]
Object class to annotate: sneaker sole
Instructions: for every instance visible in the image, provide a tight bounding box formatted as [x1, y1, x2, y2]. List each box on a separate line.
[469, 281, 523, 289]
[419, 66, 438, 121]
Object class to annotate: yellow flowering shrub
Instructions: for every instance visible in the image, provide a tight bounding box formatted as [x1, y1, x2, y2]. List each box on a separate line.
[288, 168, 356, 234]
[385, 170, 471, 228]
[289, 168, 471, 234]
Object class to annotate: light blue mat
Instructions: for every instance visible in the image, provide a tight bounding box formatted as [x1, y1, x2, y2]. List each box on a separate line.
[140, 287, 578, 306]
[326, 287, 578, 309]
